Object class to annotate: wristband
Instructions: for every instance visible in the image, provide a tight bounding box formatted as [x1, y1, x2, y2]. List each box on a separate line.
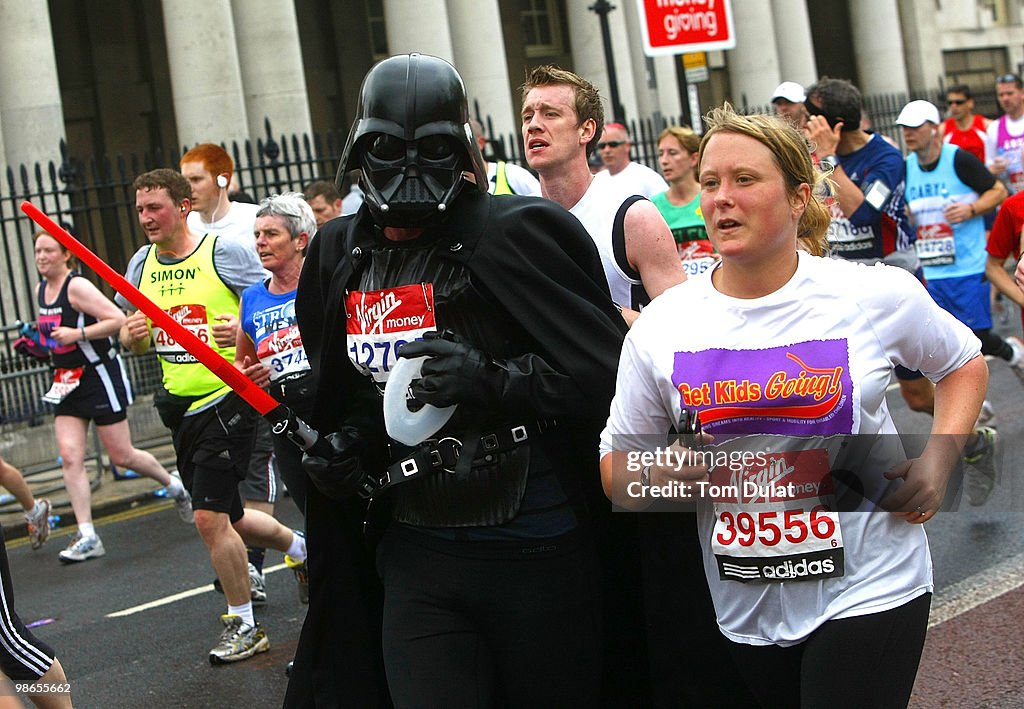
[80, 326, 87, 341]
[969, 203, 976, 217]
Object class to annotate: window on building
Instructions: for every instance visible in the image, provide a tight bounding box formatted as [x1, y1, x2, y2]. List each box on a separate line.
[365, 0, 388, 61]
[521, 0, 564, 58]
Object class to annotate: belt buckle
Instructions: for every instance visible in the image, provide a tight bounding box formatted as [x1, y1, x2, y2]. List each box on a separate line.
[436, 436, 463, 474]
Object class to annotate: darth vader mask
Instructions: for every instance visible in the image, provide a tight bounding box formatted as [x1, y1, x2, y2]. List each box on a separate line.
[338, 54, 487, 228]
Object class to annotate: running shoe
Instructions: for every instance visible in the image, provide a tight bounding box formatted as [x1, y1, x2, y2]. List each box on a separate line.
[963, 426, 997, 507]
[975, 399, 997, 430]
[284, 554, 309, 605]
[169, 473, 194, 524]
[25, 498, 52, 550]
[209, 614, 269, 665]
[1007, 336, 1024, 384]
[58, 534, 105, 563]
[249, 562, 268, 605]
[211, 564, 267, 604]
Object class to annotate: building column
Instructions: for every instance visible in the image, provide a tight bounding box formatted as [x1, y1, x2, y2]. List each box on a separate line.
[447, 0, 517, 139]
[0, 2, 66, 324]
[383, 0, 454, 62]
[726, 2, 781, 109]
[566, 2, 640, 124]
[231, 0, 313, 142]
[160, 0, 249, 147]
[770, 0, 817, 86]
[0, 2, 65, 172]
[849, 0, 909, 95]
[896, 0, 944, 93]
[653, 56, 684, 123]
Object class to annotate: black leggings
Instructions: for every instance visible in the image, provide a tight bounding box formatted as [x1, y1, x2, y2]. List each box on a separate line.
[377, 525, 603, 709]
[728, 592, 931, 709]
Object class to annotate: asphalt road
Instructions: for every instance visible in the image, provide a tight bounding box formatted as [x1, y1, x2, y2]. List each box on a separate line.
[7, 499, 305, 709]
[4, 352, 1024, 708]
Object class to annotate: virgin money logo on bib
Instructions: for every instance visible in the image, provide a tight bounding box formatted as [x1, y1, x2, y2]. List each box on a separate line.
[672, 339, 853, 436]
[345, 284, 436, 384]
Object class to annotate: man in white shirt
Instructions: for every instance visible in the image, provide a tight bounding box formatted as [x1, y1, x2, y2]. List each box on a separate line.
[521, 67, 683, 327]
[179, 143, 280, 604]
[597, 122, 668, 198]
[180, 143, 259, 248]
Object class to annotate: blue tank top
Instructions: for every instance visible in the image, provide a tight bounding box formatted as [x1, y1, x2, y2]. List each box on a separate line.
[239, 280, 310, 383]
[905, 143, 986, 279]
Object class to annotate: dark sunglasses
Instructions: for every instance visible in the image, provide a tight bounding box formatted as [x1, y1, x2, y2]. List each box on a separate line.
[997, 73, 1021, 85]
[947, 99, 967, 105]
[597, 140, 625, 149]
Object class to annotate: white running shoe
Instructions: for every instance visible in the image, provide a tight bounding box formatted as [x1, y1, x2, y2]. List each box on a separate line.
[165, 471, 194, 524]
[58, 534, 105, 563]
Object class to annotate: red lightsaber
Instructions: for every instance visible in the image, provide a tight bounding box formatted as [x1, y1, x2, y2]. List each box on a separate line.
[21, 201, 330, 456]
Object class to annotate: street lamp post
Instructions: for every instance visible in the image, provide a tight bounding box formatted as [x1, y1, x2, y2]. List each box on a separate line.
[589, 0, 626, 124]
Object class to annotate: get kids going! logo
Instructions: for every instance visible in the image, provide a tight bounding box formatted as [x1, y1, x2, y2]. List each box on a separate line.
[672, 340, 853, 436]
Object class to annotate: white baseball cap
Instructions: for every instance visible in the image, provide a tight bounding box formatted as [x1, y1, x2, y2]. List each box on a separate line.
[895, 100, 941, 127]
[771, 81, 806, 104]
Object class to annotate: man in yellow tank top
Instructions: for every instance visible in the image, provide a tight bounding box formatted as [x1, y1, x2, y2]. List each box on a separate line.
[119, 169, 309, 665]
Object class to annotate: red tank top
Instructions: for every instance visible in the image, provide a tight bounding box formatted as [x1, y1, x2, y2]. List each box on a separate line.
[942, 114, 987, 164]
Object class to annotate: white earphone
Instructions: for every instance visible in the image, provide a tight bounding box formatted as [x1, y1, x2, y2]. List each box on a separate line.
[216, 174, 229, 189]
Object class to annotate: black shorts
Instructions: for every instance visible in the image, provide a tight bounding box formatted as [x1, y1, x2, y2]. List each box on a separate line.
[239, 416, 282, 504]
[0, 527, 55, 680]
[53, 357, 132, 425]
[173, 393, 257, 523]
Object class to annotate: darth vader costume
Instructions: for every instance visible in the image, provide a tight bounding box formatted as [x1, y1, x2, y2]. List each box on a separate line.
[285, 54, 626, 707]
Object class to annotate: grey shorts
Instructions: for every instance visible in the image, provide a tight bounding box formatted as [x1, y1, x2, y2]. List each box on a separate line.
[238, 415, 283, 504]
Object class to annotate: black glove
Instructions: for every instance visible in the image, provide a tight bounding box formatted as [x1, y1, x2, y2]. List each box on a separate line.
[301, 426, 372, 500]
[398, 332, 505, 409]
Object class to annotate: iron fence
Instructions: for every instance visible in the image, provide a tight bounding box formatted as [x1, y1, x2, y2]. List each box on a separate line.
[0, 88, 961, 428]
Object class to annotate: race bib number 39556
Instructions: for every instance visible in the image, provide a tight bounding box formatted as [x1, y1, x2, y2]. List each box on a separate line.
[345, 283, 436, 384]
[710, 449, 845, 584]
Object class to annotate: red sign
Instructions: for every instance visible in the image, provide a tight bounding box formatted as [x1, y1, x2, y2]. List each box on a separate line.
[636, 0, 736, 57]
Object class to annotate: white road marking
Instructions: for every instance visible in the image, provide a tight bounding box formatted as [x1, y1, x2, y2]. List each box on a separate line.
[928, 551, 1024, 628]
[105, 562, 288, 618]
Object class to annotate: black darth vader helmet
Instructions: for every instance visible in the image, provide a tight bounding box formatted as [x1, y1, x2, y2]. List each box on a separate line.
[338, 53, 487, 228]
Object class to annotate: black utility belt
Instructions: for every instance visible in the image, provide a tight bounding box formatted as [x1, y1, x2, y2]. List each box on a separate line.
[366, 423, 536, 497]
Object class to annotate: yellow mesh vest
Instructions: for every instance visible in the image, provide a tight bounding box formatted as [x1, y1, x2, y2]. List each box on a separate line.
[138, 235, 238, 411]
[494, 161, 514, 195]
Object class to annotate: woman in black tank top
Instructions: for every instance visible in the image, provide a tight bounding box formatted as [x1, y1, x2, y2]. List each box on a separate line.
[34, 231, 192, 564]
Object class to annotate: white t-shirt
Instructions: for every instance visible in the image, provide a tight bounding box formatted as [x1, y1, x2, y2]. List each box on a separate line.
[187, 201, 260, 251]
[570, 173, 644, 309]
[600, 252, 980, 646]
[606, 161, 669, 198]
